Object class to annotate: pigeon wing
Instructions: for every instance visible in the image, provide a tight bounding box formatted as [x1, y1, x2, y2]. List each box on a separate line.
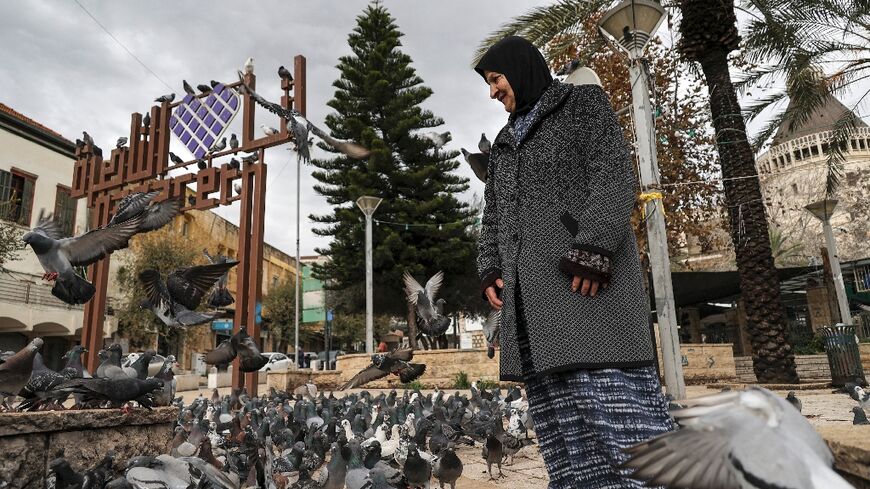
[138, 198, 181, 232]
[424, 271, 444, 302]
[340, 364, 390, 391]
[109, 191, 158, 226]
[167, 261, 239, 310]
[308, 122, 371, 159]
[138, 270, 170, 309]
[402, 271, 424, 305]
[32, 211, 66, 240]
[59, 216, 143, 267]
[237, 71, 302, 121]
[389, 348, 414, 362]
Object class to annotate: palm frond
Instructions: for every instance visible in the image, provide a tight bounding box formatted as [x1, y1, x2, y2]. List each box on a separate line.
[471, 0, 609, 65]
[824, 107, 864, 197]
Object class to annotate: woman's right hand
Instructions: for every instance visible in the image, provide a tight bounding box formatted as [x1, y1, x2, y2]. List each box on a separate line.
[485, 278, 504, 310]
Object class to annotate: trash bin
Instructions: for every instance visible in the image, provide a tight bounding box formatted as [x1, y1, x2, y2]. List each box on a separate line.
[311, 359, 321, 371]
[821, 324, 867, 387]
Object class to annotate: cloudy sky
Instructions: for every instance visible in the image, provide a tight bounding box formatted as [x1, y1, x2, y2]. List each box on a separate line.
[1, 0, 546, 256]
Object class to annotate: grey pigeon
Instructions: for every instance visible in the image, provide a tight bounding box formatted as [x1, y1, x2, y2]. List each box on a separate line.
[322, 442, 347, 489]
[433, 444, 463, 489]
[308, 122, 371, 159]
[482, 430, 504, 479]
[622, 387, 851, 488]
[478, 133, 491, 154]
[261, 124, 279, 136]
[340, 348, 425, 390]
[82, 131, 94, 145]
[116, 137, 128, 148]
[202, 248, 235, 307]
[142, 112, 151, 127]
[204, 335, 236, 369]
[54, 376, 163, 409]
[786, 391, 802, 412]
[169, 151, 184, 165]
[403, 270, 450, 337]
[196, 158, 207, 170]
[108, 191, 181, 232]
[49, 456, 84, 488]
[421, 131, 451, 150]
[124, 350, 155, 380]
[153, 355, 177, 406]
[482, 310, 501, 359]
[288, 116, 310, 163]
[154, 93, 175, 103]
[403, 441, 431, 488]
[853, 406, 870, 425]
[210, 80, 221, 88]
[182, 80, 195, 96]
[17, 363, 77, 411]
[138, 260, 238, 328]
[24, 212, 144, 304]
[344, 440, 369, 489]
[278, 65, 293, 81]
[233, 329, 269, 372]
[241, 153, 258, 165]
[229, 133, 239, 150]
[210, 137, 227, 153]
[229, 158, 240, 170]
[0, 338, 43, 408]
[461, 148, 488, 183]
[197, 83, 212, 93]
[95, 344, 127, 380]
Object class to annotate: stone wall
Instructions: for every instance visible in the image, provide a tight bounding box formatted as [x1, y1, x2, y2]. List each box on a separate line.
[735, 354, 833, 384]
[0, 407, 176, 488]
[659, 344, 737, 384]
[267, 369, 343, 392]
[337, 349, 501, 389]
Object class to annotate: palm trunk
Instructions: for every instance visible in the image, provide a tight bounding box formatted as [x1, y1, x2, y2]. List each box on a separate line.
[680, 0, 798, 383]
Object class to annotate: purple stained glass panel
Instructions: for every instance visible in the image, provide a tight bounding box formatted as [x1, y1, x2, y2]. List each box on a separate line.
[211, 120, 223, 132]
[190, 120, 200, 132]
[182, 94, 194, 104]
[194, 147, 206, 159]
[173, 124, 184, 137]
[195, 127, 207, 140]
[220, 109, 231, 122]
[190, 99, 201, 111]
[203, 134, 215, 148]
[228, 97, 238, 110]
[169, 81, 238, 158]
[221, 89, 231, 102]
[205, 114, 215, 126]
[181, 132, 191, 144]
[206, 94, 216, 105]
[187, 140, 199, 153]
[182, 111, 192, 124]
[197, 107, 207, 119]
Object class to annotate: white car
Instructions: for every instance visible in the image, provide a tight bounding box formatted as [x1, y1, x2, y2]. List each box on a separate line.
[259, 353, 291, 373]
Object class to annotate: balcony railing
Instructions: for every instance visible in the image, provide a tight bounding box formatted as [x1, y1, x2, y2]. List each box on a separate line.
[0, 274, 84, 310]
[757, 126, 870, 175]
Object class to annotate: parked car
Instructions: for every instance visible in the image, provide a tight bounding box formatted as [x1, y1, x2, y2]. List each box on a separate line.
[317, 350, 346, 370]
[121, 353, 166, 377]
[259, 352, 291, 373]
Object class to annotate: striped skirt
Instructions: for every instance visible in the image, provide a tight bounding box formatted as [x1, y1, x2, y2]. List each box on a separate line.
[516, 285, 674, 489]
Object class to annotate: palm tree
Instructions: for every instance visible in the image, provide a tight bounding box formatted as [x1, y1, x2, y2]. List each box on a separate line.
[475, 0, 801, 382]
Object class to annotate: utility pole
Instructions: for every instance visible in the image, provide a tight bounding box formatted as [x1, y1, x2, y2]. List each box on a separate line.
[599, 0, 685, 398]
[807, 199, 852, 325]
[356, 196, 382, 354]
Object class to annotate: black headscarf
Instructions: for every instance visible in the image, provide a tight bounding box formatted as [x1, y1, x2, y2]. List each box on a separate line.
[474, 36, 554, 115]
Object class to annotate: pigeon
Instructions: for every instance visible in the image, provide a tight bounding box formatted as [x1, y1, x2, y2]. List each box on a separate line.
[846, 382, 870, 411]
[482, 310, 501, 359]
[234, 183, 242, 195]
[243, 57, 254, 75]
[461, 148, 488, 183]
[0, 338, 43, 409]
[622, 387, 852, 489]
[17, 359, 78, 411]
[557, 59, 582, 76]
[308, 122, 371, 159]
[169, 151, 184, 165]
[96, 344, 129, 380]
[278, 65, 293, 81]
[241, 154, 258, 165]
[143, 113, 151, 127]
[182, 80, 195, 96]
[482, 430, 504, 479]
[54, 376, 163, 409]
[433, 445, 463, 489]
[108, 191, 182, 232]
[261, 124, 279, 136]
[123, 350, 155, 380]
[197, 83, 212, 93]
[202, 248, 235, 307]
[153, 355, 177, 406]
[403, 270, 451, 337]
[210, 137, 227, 153]
[155, 93, 175, 103]
[138, 261, 238, 328]
[24, 212, 144, 304]
[421, 131, 451, 150]
[205, 336, 236, 369]
[210, 80, 221, 88]
[49, 456, 84, 488]
[288, 116, 310, 163]
[233, 329, 269, 372]
[116, 137, 128, 148]
[478, 133, 491, 154]
[340, 348, 426, 390]
[403, 441, 431, 488]
[786, 391, 802, 412]
[196, 159, 207, 170]
[229, 158, 240, 170]
[82, 131, 94, 146]
[853, 406, 870, 425]
[229, 133, 239, 150]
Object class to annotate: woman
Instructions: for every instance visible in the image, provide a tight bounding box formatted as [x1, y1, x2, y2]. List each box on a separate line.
[474, 36, 673, 488]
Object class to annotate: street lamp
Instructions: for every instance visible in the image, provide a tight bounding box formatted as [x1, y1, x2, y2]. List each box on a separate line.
[806, 199, 852, 325]
[598, 0, 687, 399]
[356, 195, 382, 353]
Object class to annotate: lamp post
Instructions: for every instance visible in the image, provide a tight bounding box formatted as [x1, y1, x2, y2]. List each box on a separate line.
[599, 0, 685, 399]
[806, 199, 852, 325]
[356, 196, 382, 353]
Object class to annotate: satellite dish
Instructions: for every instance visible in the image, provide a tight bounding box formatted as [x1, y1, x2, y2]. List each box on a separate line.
[565, 67, 602, 87]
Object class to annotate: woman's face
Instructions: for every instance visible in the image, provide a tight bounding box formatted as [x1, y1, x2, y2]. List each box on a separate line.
[484, 70, 516, 113]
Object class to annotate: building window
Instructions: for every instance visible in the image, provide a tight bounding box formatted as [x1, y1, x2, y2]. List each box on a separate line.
[0, 168, 36, 226]
[54, 186, 76, 236]
[181, 219, 189, 236]
[272, 275, 279, 287]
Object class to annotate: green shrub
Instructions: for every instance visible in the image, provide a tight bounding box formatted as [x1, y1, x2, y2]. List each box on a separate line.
[476, 379, 499, 390]
[453, 371, 470, 389]
[403, 380, 424, 390]
[791, 330, 826, 355]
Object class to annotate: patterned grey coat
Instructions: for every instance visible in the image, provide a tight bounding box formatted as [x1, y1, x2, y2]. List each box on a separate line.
[477, 80, 655, 381]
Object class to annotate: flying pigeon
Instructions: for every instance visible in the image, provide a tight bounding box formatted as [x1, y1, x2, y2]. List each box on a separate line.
[622, 387, 852, 488]
[210, 137, 227, 153]
[182, 80, 195, 96]
[308, 122, 371, 159]
[461, 148, 488, 183]
[403, 270, 451, 337]
[261, 124, 279, 137]
[340, 348, 426, 390]
[138, 260, 238, 328]
[243, 57, 254, 75]
[482, 310, 501, 359]
[202, 249, 235, 308]
[478, 133, 491, 154]
[116, 137, 128, 148]
[154, 93, 175, 103]
[232, 329, 269, 372]
[0, 337, 43, 409]
[108, 191, 182, 233]
[278, 65, 293, 81]
[288, 116, 310, 163]
[229, 133, 239, 150]
[24, 212, 144, 304]
[421, 131, 451, 150]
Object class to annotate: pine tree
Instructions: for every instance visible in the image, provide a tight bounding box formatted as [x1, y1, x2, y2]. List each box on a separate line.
[310, 3, 481, 348]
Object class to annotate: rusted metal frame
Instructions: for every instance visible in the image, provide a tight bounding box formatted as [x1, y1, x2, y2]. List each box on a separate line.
[244, 151, 266, 395]
[81, 195, 111, 370]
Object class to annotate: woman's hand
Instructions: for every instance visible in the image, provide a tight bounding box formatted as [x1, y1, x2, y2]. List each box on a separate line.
[485, 278, 505, 310]
[571, 276, 603, 296]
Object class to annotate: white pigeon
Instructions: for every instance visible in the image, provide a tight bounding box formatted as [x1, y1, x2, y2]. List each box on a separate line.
[846, 382, 870, 411]
[381, 424, 402, 459]
[261, 124, 279, 136]
[341, 418, 357, 442]
[623, 387, 852, 489]
[363, 424, 389, 449]
[243, 57, 254, 75]
[420, 131, 451, 149]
